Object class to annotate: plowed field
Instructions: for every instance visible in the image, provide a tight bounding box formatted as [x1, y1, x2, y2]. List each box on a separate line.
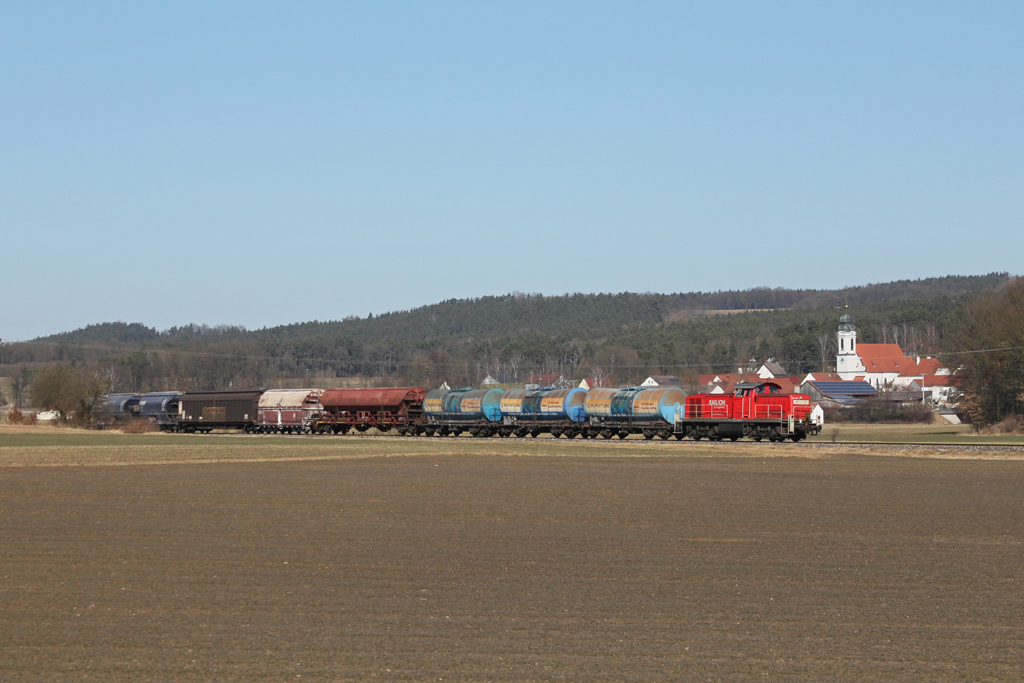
[1, 451, 1022, 681]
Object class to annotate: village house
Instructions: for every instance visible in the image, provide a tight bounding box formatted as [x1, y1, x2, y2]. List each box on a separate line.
[756, 360, 788, 379]
[640, 375, 684, 387]
[835, 314, 950, 393]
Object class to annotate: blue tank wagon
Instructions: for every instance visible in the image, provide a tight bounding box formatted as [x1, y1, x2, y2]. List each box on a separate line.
[583, 386, 687, 439]
[422, 388, 504, 437]
[498, 387, 589, 437]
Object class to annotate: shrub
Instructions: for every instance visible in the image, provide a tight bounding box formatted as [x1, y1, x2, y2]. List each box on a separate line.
[7, 407, 22, 424]
[824, 400, 932, 424]
[983, 413, 1023, 435]
[23, 411, 38, 425]
[119, 419, 158, 434]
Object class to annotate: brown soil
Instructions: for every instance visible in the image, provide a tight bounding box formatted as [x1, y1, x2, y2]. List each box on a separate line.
[1, 454, 1022, 681]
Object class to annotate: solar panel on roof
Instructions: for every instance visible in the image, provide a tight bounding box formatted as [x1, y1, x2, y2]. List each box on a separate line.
[827, 395, 863, 403]
[809, 381, 877, 396]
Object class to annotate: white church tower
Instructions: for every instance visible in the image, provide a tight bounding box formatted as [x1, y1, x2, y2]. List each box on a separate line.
[836, 314, 865, 380]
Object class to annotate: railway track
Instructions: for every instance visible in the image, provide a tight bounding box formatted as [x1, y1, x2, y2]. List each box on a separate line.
[194, 431, 1024, 452]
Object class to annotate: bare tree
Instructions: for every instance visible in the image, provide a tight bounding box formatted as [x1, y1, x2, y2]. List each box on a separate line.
[816, 333, 835, 372]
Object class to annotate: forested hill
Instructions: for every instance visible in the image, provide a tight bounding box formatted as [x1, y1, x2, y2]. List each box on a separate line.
[3, 272, 1010, 392]
[35, 273, 1011, 346]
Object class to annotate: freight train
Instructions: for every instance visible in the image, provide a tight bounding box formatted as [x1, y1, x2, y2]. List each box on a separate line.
[99, 381, 820, 442]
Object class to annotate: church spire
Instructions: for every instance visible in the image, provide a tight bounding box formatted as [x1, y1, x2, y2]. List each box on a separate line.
[836, 314, 864, 379]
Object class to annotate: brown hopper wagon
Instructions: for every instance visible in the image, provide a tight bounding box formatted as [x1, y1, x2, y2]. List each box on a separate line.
[317, 387, 425, 435]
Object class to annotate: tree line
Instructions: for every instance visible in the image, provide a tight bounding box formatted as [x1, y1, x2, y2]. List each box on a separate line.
[2, 274, 1020, 426]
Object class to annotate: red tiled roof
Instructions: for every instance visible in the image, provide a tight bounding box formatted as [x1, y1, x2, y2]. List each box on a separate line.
[699, 373, 760, 385]
[855, 344, 915, 374]
[897, 357, 948, 377]
[806, 372, 842, 382]
[913, 374, 950, 387]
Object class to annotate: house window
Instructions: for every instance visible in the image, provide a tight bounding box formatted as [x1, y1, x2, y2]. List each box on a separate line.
[840, 338, 844, 351]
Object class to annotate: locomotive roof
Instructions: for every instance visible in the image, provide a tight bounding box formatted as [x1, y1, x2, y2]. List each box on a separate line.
[734, 381, 780, 390]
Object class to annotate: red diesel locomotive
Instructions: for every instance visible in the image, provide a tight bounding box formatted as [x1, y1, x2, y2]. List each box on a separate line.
[680, 381, 815, 441]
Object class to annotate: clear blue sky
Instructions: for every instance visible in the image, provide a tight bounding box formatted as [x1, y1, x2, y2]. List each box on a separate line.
[2, 2, 1021, 341]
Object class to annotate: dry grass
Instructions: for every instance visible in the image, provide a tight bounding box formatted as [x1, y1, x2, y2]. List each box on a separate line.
[1, 428, 1022, 468]
[117, 418, 160, 434]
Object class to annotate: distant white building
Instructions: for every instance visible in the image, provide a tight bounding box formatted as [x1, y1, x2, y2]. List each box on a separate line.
[835, 314, 949, 391]
[809, 403, 825, 427]
[641, 375, 683, 387]
[756, 360, 787, 379]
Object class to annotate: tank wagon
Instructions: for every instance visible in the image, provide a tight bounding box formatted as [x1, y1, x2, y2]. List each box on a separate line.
[498, 387, 588, 437]
[422, 388, 504, 436]
[584, 386, 688, 440]
[256, 389, 323, 434]
[318, 387, 425, 435]
[178, 390, 263, 433]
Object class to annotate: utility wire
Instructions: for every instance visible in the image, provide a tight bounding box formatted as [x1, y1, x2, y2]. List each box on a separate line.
[4, 339, 1023, 370]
